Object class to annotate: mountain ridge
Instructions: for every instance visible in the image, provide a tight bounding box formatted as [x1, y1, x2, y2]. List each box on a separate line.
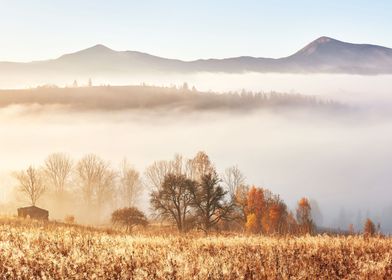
[0, 36, 392, 86]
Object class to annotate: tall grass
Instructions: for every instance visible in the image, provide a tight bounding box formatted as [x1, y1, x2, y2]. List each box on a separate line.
[0, 216, 391, 279]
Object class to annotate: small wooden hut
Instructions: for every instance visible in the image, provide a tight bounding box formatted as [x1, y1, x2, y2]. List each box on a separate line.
[17, 206, 49, 220]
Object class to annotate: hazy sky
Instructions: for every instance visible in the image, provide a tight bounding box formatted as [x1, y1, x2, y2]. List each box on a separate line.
[0, 0, 391, 61]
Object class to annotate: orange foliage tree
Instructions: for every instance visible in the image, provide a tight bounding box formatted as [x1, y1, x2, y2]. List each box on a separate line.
[245, 186, 264, 233]
[244, 186, 292, 235]
[245, 213, 258, 233]
[363, 218, 376, 237]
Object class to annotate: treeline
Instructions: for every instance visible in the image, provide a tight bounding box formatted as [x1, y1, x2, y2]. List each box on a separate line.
[12, 151, 318, 235]
[0, 85, 343, 112]
[146, 152, 314, 235]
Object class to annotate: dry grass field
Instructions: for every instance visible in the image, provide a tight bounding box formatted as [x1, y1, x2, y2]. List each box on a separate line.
[0, 217, 391, 279]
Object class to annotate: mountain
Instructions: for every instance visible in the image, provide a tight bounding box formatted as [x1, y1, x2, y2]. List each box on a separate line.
[0, 37, 391, 87]
[286, 36, 392, 74]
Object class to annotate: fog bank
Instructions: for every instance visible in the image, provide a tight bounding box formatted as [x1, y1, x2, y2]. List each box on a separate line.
[0, 73, 391, 232]
[0, 105, 391, 231]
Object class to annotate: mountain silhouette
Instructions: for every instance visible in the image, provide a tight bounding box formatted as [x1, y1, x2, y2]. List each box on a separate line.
[1, 37, 391, 88]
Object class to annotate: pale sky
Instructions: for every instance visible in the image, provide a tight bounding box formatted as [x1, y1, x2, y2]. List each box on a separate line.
[0, 0, 391, 62]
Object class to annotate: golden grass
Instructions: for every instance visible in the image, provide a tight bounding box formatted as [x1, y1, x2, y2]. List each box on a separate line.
[0, 217, 391, 279]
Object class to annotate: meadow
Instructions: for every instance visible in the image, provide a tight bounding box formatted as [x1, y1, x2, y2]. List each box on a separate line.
[0, 217, 391, 279]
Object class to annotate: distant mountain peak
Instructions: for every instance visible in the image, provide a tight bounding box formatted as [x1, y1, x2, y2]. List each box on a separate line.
[294, 36, 341, 56]
[89, 44, 113, 51]
[77, 44, 114, 54]
[57, 44, 115, 60]
[313, 36, 335, 44]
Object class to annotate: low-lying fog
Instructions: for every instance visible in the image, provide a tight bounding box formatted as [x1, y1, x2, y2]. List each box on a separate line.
[5, 72, 392, 107]
[0, 73, 391, 232]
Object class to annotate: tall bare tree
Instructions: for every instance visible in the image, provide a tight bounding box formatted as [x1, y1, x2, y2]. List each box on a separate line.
[96, 168, 116, 214]
[14, 166, 46, 206]
[144, 154, 186, 191]
[75, 154, 115, 213]
[145, 152, 213, 192]
[222, 165, 245, 199]
[187, 151, 214, 182]
[119, 159, 142, 207]
[150, 173, 196, 232]
[44, 153, 73, 197]
[222, 166, 248, 225]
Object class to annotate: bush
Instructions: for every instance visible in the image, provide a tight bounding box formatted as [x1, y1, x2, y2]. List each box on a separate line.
[64, 215, 75, 224]
[111, 207, 148, 233]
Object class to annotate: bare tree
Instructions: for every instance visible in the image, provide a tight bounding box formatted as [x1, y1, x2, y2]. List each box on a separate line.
[150, 173, 196, 232]
[187, 151, 214, 182]
[145, 152, 213, 192]
[75, 154, 115, 213]
[44, 153, 73, 197]
[76, 154, 101, 207]
[144, 154, 186, 191]
[222, 166, 248, 225]
[14, 166, 46, 206]
[144, 160, 172, 191]
[222, 165, 245, 198]
[119, 159, 142, 207]
[97, 167, 116, 206]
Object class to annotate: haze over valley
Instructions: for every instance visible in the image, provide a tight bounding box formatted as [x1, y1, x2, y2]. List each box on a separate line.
[3, 2, 392, 278]
[0, 70, 391, 232]
[0, 27, 392, 233]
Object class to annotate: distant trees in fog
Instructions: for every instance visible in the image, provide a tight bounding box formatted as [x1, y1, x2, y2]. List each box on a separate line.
[119, 159, 142, 208]
[0, 85, 344, 112]
[296, 197, 315, 234]
[12, 151, 315, 234]
[13, 153, 142, 223]
[75, 154, 116, 222]
[44, 153, 73, 203]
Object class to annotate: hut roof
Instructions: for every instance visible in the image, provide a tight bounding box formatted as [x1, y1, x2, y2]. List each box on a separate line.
[18, 206, 48, 213]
